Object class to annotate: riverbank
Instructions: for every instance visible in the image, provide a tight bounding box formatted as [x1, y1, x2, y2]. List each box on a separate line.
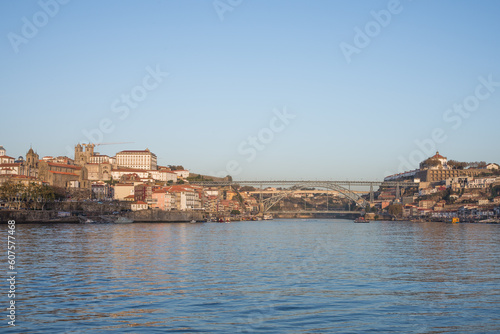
[0, 209, 203, 223]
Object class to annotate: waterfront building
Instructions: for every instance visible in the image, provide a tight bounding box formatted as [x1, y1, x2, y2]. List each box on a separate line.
[116, 149, 157, 170]
[151, 190, 174, 211]
[131, 201, 148, 211]
[165, 185, 202, 211]
[134, 183, 153, 204]
[91, 182, 113, 200]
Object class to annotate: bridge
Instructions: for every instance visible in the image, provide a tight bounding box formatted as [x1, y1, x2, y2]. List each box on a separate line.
[191, 180, 418, 212]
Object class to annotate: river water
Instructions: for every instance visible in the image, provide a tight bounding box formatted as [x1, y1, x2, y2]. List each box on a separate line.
[2, 219, 500, 333]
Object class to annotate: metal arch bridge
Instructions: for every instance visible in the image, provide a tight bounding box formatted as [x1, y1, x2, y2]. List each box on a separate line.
[191, 180, 418, 211]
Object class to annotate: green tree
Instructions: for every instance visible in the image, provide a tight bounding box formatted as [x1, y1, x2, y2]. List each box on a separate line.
[388, 203, 403, 217]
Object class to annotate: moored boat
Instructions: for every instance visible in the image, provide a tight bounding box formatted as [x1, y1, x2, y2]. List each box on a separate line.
[354, 217, 369, 223]
[115, 216, 134, 224]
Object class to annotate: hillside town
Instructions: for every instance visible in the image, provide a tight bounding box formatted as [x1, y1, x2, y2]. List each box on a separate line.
[0, 144, 499, 222]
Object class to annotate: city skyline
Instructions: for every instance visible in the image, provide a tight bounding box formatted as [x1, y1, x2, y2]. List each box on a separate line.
[1, 0, 499, 180]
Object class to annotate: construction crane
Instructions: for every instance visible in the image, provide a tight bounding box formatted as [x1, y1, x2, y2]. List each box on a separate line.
[94, 142, 134, 147]
[78, 142, 134, 146]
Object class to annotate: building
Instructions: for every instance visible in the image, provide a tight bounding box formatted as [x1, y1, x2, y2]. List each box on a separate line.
[89, 154, 111, 164]
[74, 144, 95, 166]
[131, 201, 148, 211]
[151, 189, 174, 211]
[111, 168, 150, 181]
[0, 162, 21, 175]
[37, 159, 89, 189]
[173, 169, 189, 179]
[0, 155, 15, 164]
[22, 148, 39, 178]
[486, 163, 499, 170]
[419, 200, 436, 209]
[116, 149, 157, 170]
[86, 163, 112, 181]
[134, 183, 153, 204]
[420, 151, 449, 170]
[416, 168, 481, 183]
[91, 182, 113, 200]
[149, 170, 178, 183]
[113, 183, 135, 201]
[165, 185, 202, 211]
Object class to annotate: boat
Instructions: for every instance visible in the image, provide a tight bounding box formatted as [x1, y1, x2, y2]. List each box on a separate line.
[451, 217, 460, 224]
[478, 218, 500, 224]
[115, 216, 134, 224]
[354, 217, 369, 223]
[190, 220, 197, 223]
[263, 214, 273, 220]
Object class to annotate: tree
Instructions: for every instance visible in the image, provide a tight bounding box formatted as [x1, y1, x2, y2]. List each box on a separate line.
[230, 210, 240, 215]
[168, 165, 184, 171]
[448, 160, 467, 169]
[388, 203, 403, 217]
[0, 181, 25, 209]
[422, 158, 441, 168]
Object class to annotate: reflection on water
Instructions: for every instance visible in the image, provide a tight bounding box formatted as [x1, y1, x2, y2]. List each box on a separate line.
[1, 220, 499, 333]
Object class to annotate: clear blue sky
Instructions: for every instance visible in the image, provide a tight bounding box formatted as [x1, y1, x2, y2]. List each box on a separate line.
[1, 0, 499, 180]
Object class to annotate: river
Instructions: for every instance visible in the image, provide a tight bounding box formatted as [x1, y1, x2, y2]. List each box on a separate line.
[2, 219, 500, 333]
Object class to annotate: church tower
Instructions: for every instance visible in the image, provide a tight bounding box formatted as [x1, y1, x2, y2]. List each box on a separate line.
[74, 143, 95, 166]
[25, 148, 39, 177]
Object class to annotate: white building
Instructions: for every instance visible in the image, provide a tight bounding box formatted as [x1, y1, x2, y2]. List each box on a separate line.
[0, 155, 15, 164]
[116, 149, 157, 170]
[173, 170, 189, 179]
[89, 154, 110, 164]
[131, 201, 148, 211]
[111, 168, 150, 181]
[166, 185, 202, 210]
[149, 170, 178, 183]
[486, 163, 499, 170]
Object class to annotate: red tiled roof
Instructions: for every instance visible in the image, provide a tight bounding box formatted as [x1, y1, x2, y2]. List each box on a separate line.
[0, 163, 21, 167]
[49, 171, 78, 176]
[164, 185, 195, 192]
[11, 175, 37, 179]
[118, 149, 154, 154]
[114, 168, 148, 172]
[0, 155, 15, 160]
[432, 151, 446, 159]
[134, 201, 147, 205]
[47, 162, 82, 170]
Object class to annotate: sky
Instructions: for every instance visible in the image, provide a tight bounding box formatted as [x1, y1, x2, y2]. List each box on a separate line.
[1, 0, 499, 181]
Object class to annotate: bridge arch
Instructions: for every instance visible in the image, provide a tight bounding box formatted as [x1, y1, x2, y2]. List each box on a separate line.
[260, 182, 368, 212]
